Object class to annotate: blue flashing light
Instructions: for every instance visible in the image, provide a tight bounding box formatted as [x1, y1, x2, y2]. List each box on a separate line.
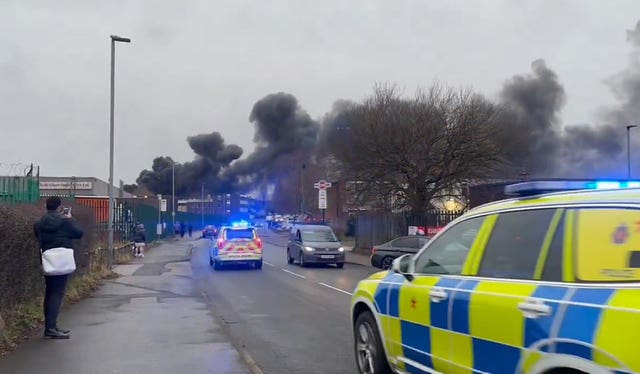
[231, 220, 249, 228]
[505, 180, 640, 196]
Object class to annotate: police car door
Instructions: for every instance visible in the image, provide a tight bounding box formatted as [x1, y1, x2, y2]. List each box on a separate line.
[390, 216, 486, 373]
[454, 208, 567, 374]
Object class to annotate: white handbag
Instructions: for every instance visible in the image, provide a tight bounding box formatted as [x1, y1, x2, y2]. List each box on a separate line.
[41, 247, 76, 276]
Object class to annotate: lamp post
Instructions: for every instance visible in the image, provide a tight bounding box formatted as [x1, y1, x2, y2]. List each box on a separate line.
[300, 163, 306, 222]
[627, 125, 637, 179]
[107, 34, 130, 268]
[201, 182, 205, 229]
[172, 161, 176, 236]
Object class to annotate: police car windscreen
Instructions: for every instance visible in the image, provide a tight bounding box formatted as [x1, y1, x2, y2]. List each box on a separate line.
[303, 230, 338, 242]
[227, 229, 254, 240]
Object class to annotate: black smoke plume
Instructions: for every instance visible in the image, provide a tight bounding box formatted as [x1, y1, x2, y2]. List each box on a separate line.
[499, 50, 634, 178]
[137, 92, 319, 197]
[221, 92, 319, 187]
[136, 131, 243, 196]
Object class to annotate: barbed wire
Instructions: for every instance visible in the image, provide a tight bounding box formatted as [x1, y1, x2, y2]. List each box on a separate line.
[0, 163, 37, 177]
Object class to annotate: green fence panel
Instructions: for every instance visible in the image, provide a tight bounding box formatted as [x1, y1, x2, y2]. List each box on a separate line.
[0, 177, 39, 204]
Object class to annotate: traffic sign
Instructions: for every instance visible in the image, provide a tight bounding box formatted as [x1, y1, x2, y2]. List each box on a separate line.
[318, 189, 327, 209]
[160, 199, 167, 212]
[313, 180, 332, 190]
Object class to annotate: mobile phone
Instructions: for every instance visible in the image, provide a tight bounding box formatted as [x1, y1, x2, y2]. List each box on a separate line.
[62, 207, 71, 215]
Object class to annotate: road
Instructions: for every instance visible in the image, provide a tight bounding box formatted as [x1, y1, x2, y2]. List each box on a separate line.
[191, 229, 379, 374]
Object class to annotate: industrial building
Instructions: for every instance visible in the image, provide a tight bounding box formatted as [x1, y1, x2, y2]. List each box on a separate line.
[38, 176, 133, 198]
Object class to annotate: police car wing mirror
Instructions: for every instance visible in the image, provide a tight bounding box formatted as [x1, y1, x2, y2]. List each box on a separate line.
[392, 254, 414, 281]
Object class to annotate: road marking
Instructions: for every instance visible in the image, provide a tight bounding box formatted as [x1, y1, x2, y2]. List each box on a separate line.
[281, 268, 306, 279]
[263, 261, 275, 267]
[318, 282, 353, 296]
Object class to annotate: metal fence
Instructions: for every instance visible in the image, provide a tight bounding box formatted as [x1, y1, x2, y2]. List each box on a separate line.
[74, 196, 230, 244]
[0, 176, 39, 204]
[354, 209, 464, 250]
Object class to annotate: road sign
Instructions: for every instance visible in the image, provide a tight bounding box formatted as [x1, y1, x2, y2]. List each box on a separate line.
[318, 189, 327, 209]
[160, 199, 167, 212]
[313, 180, 332, 190]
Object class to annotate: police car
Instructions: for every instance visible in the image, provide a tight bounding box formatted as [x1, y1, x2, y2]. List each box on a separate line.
[209, 222, 263, 270]
[350, 180, 640, 374]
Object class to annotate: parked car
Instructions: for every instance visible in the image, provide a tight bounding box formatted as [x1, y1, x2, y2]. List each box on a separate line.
[287, 225, 345, 268]
[370, 235, 432, 269]
[202, 225, 218, 238]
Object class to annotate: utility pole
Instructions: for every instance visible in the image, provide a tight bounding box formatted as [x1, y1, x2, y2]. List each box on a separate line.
[627, 125, 637, 179]
[157, 194, 162, 238]
[201, 182, 205, 229]
[300, 163, 305, 222]
[172, 161, 176, 236]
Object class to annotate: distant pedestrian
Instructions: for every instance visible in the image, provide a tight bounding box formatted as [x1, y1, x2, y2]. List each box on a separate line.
[133, 224, 147, 258]
[33, 196, 83, 339]
[180, 221, 186, 238]
[188, 223, 193, 237]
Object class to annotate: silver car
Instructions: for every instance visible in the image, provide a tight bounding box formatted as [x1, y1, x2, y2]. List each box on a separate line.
[286, 225, 345, 268]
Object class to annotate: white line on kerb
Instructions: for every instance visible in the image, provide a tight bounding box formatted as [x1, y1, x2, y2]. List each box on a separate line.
[318, 282, 353, 296]
[281, 268, 306, 279]
[263, 261, 275, 267]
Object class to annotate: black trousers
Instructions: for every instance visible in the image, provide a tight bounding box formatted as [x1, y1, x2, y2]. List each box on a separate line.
[44, 274, 68, 329]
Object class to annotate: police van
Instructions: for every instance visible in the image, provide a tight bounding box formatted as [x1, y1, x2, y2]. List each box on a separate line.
[350, 180, 640, 374]
[209, 222, 263, 270]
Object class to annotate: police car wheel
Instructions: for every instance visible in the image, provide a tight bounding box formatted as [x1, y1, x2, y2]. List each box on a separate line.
[255, 260, 263, 270]
[213, 260, 222, 270]
[354, 311, 390, 374]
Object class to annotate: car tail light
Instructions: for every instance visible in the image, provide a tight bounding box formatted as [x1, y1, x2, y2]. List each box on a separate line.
[255, 238, 263, 249]
[371, 247, 377, 254]
[217, 239, 225, 249]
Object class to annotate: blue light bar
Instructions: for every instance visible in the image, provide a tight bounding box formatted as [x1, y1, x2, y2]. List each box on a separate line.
[505, 180, 640, 196]
[231, 220, 249, 228]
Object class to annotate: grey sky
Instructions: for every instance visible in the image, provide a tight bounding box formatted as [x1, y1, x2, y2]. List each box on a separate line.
[1, 0, 639, 183]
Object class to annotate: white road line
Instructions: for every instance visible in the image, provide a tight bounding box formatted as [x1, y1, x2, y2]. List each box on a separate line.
[318, 282, 353, 296]
[281, 268, 306, 279]
[263, 261, 275, 267]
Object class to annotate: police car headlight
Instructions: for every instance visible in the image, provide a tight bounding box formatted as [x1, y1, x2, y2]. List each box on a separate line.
[337, 247, 345, 252]
[304, 246, 315, 252]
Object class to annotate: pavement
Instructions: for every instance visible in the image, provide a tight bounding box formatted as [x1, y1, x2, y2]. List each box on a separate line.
[0, 239, 250, 374]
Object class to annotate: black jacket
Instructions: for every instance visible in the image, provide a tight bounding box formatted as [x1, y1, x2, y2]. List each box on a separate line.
[133, 230, 146, 243]
[34, 210, 84, 251]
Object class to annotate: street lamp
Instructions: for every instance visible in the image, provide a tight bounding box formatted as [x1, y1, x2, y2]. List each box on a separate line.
[627, 125, 637, 179]
[172, 161, 176, 236]
[201, 182, 205, 229]
[107, 34, 131, 268]
[300, 163, 306, 222]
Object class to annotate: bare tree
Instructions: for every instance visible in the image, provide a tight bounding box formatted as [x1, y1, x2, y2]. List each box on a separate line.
[322, 83, 512, 214]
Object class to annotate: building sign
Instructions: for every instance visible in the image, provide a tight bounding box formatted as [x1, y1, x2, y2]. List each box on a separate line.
[39, 181, 93, 190]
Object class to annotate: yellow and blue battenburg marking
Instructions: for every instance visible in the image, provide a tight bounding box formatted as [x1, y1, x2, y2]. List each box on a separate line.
[365, 271, 640, 373]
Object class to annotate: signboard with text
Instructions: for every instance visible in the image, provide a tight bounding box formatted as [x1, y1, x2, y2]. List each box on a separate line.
[40, 181, 93, 190]
[318, 189, 327, 209]
[314, 180, 331, 210]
